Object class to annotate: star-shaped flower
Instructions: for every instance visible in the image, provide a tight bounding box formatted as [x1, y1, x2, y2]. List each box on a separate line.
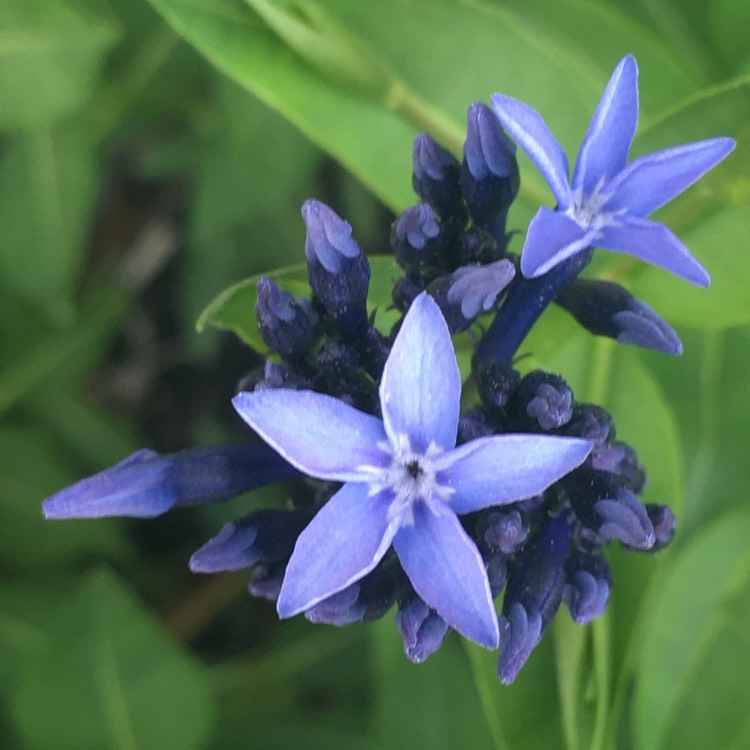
[233, 293, 592, 648]
[491, 55, 735, 285]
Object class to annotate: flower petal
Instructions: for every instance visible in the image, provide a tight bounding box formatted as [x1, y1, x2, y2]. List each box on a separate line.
[490, 93, 571, 209]
[598, 216, 710, 286]
[277, 483, 397, 617]
[233, 390, 389, 482]
[379, 292, 460, 453]
[520, 207, 598, 278]
[393, 504, 499, 648]
[572, 55, 639, 196]
[436, 434, 592, 514]
[606, 137, 735, 217]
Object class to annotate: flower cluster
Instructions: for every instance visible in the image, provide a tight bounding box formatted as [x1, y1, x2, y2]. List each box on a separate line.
[43, 56, 731, 683]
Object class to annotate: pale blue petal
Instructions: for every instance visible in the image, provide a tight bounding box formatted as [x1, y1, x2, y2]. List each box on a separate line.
[277, 483, 397, 617]
[606, 137, 735, 217]
[393, 504, 499, 649]
[233, 390, 389, 482]
[572, 55, 639, 196]
[379, 292, 460, 453]
[436, 434, 592, 514]
[520, 207, 598, 278]
[490, 94, 571, 210]
[598, 216, 710, 286]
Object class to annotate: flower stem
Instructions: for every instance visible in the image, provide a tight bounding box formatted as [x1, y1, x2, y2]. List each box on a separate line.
[475, 249, 594, 368]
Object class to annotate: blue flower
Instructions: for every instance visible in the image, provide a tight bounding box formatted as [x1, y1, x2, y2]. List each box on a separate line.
[491, 55, 735, 285]
[232, 292, 592, 648]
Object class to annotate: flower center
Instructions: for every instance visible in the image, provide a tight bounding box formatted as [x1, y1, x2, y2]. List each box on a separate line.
[567, 180, 620, 231]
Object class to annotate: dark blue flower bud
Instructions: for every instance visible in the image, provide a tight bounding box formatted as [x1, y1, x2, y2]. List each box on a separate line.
[305, 563, 398, 626]
[595, 491, 655, 549]
[460, 103, 520, 240]
[643, 504, 676, 551]
[457, 408, 495, 443]
[189, 509, 311, 573]
[474, 359, 521, 411]
[392, 275, 424, 314]
[42, 444, 299, 519]
[256, 276, 318, 360]
[480, 509, 529, 555]
[565, 404, 615, 446]
[302, 199, 370, 339]
[498, 514, 572, 683]
[459, 226, 502, 266]
[556, 279, 683, 356]
[513, 371, 573, 431]
[590, 442, 646, 493]
[254, 361, 311, 391]
[486, 554, 509, 597]
[563, 551, 611, 625]
[427, 260, 515, 333]
[249, 561, 286, 601]
[391, 203, 443, 271]
[412, 133, 466, 222]
[396, 595, 449, 663]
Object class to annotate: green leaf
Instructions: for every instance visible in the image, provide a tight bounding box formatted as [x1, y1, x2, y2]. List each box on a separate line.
[144, 0, 642, 213]
[0, 0, 118, 129]
[0, 122, 98, 310]
[196, 255, 400, 348]
[633, 205, 750, 330]
[13, 569, 215, 750]
[633, 509, 750, 750]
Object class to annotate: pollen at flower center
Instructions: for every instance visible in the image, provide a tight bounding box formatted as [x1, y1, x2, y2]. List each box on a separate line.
[566, 182, 621, 231]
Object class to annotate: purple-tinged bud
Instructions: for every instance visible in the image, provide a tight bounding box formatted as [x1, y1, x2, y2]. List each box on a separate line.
[457, 408, 495, 444]
[412, 133, 466, 222]
[391, 204, 443, 271]
[498, 514, 572, 683]
[305, 564, 398, 626]
[556, 279, 683, 356]
[42, 444, 299, 520]
[254, 361, 311, 391]
[486, 554, 508, 597]
[563, 552, 611, 625]
[427, 259, 514, 333]
[595, 491, 655, 550]
[480, 509, 529, 555]
[513, 371, 573, 431]
[644, 504, 676, 551]
[460, 103, 519, 239]
[249, 561, 286, 601]
[396, 596, 449, 663]
[256, 277, 318, 360]
[474, 359, 521, 411]
[565, 404, 615, 446]
[189, 509, 310, 573]
[590, 441, 646, 493]
[392, 275, 424, 314]
[302, 199, 370, 339]
[497, 602, 542, 685]
[460, 226, 502, 266]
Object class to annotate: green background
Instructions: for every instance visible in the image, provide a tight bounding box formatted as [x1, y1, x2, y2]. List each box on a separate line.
[2, 1, 749, 748]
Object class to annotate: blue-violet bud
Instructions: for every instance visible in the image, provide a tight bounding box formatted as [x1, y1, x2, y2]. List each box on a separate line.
[302, 199, 370, 339]
[412, 133, 466, 222]
[644, 503, 676, 551]
[256, 276, 318, 360]
[563, 551, 612, 625]
[590, 442, 646, 493]
[557, 279, 683, 356]
[396, 595, 450, 664]
[564, 404, 615, 446]
[479, 509, 529, 555]
[514, 371, 574, 431]
[391, 203, 443, 271]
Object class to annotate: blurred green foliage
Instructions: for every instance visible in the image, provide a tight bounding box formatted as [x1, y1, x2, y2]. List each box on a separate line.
[1, 0, 749, 748]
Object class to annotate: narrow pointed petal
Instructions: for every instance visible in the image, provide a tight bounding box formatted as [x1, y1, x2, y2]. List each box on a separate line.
[607, 137, 735, 217]
[233, 390, 389, 482]
[393, 505, 499, 648]
[490, 93, 571, 209]
[520, 207, 597, 278]
[277, 483, 397, 617]
[436, 434, 592, 514]
[598, 216, 710, 286]
[379, 292, 460, 453]
[572, 55, 639, 195]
